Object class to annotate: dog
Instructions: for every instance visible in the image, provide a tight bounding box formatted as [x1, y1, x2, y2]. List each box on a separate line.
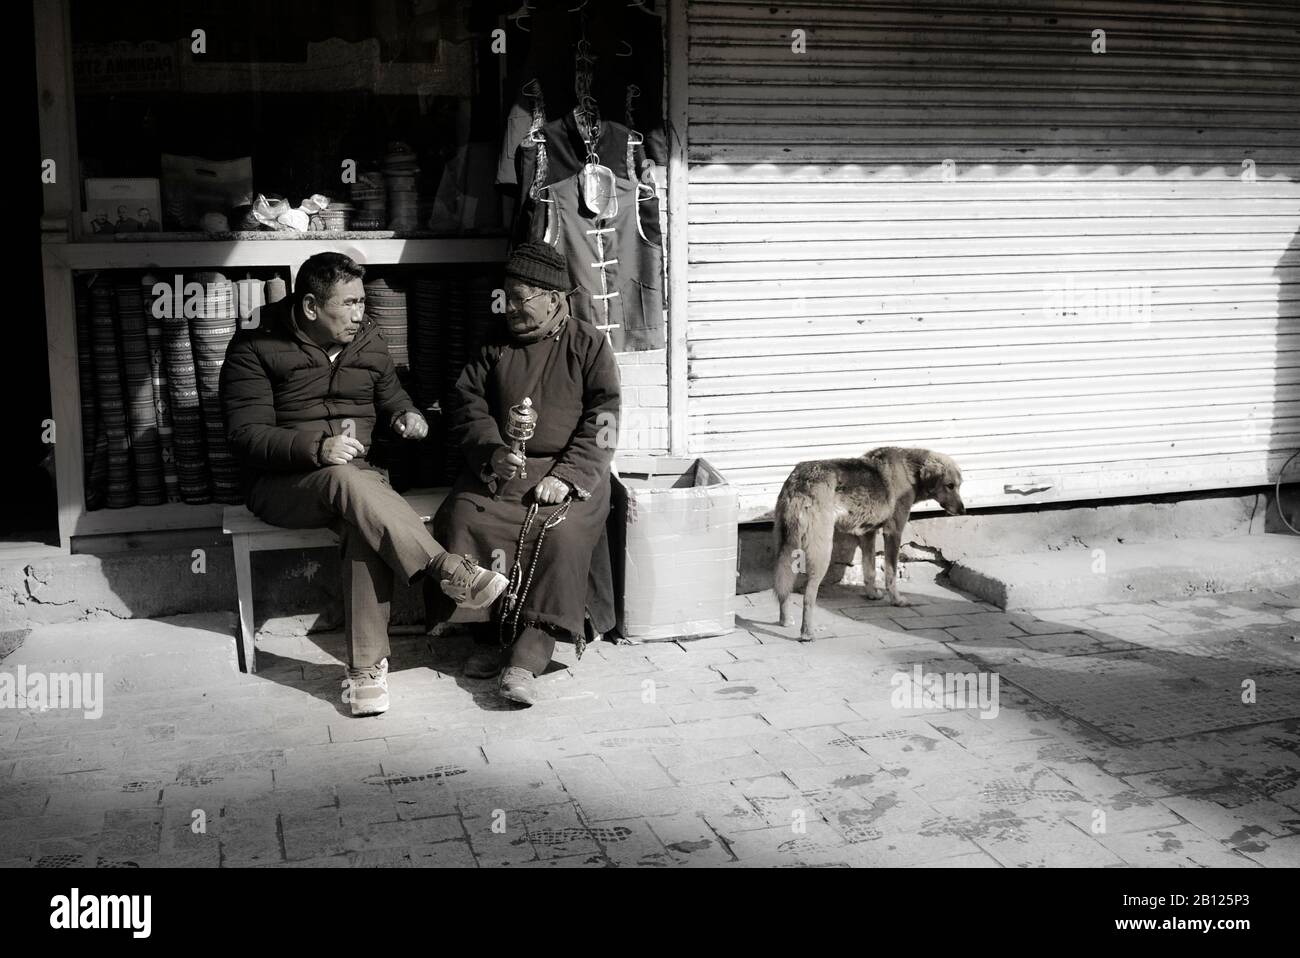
[773, 447, 965, 641]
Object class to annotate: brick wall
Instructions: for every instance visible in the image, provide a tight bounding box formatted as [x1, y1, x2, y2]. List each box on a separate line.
[615, 348, 669, 455]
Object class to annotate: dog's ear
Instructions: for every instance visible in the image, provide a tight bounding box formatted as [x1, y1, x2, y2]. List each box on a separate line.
[919, 454, 943, 486]
[919, 453, 954, 489]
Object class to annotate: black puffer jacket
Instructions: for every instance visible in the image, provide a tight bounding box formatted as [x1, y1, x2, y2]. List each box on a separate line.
[218, 297, 415, 489]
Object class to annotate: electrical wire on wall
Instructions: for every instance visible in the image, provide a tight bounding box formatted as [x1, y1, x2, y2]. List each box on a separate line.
[1275, 449, 1300, 535]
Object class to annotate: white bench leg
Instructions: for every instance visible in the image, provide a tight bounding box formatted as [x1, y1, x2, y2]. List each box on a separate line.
[232, 533, 257, 673]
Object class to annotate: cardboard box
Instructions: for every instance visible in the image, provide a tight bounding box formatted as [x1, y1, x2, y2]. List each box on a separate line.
[616, 456, 738, 641]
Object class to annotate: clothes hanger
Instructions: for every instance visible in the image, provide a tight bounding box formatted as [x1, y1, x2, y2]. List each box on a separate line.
[574, 95, 600, 130]
[623, 87, 656, 203]
[507, 3, 532, 30]
[523, 78, 547, 145]
[574, 93, 603, 161]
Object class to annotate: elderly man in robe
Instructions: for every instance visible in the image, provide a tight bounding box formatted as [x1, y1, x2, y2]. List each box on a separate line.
[430, 242, 621, 705]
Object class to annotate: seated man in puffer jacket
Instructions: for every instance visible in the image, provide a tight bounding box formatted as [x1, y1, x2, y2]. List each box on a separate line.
[219, 252, 507, 717]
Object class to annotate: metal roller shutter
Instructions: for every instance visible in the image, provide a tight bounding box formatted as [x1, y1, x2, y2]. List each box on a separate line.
[683, 0, 1300, 520]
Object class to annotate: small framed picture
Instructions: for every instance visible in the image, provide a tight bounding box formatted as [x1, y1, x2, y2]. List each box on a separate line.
[84, 177, 163, 235]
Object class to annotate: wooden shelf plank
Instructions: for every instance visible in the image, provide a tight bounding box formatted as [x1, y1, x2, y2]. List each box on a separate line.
[72, 502, 228, 538]
[186, 38, 472, 96]
[49, 237, 510, 271]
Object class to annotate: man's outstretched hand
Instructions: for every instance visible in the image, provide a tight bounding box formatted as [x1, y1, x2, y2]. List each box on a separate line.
[393, 411, 428, 440]
[533, 476, 570, 504]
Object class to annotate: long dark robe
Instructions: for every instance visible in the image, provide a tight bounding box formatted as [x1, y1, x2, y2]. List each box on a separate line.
[431, 315, 620, 643]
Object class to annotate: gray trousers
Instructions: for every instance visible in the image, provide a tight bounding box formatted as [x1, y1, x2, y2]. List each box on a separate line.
[247, 461, 447, 669]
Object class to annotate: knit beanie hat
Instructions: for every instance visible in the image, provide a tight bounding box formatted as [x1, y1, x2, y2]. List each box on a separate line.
[504, 241, 570, 291]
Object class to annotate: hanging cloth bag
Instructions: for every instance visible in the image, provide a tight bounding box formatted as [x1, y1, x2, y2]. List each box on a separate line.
[579, 162, 618, 218]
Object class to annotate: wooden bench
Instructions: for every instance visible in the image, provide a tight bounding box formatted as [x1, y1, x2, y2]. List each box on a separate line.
[222, 489, 449, 673]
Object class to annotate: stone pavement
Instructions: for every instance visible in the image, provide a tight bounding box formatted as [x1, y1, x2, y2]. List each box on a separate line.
[2, 565, 1298, 868]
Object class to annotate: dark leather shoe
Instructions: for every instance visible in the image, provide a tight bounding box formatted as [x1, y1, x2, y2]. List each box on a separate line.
[464, 646, 502, 679]
[498, 666, 538, 706]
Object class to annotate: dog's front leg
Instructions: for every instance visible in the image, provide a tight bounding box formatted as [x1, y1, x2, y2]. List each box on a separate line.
[883, 529, 909, 606]
[859, 530, 881, 600]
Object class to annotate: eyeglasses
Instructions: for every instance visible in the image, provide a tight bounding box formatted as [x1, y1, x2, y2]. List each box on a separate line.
[324, 297, 367, 312]
[506, 290, 551, 309]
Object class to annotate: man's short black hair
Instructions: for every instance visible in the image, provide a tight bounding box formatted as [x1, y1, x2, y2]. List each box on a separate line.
[296, 252, 365, 307]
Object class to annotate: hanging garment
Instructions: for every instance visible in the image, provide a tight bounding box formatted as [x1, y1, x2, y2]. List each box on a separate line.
[539, 174, 663, 352]
[144, 281, 181, 503]
[495, 0, 667, 185]
[190, 278, 243, 503]
[586, 0, 667, 167]
[163, 307, 210, 505]
[89, 283, 135, 508]
[513, 112, 664, 352]
[496, 97, 535, 191]
[74, 284, 103, 509]
[116, 281, 165, 506]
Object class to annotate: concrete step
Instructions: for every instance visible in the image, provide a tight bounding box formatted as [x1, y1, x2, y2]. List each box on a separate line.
[0, 541, 424, 633]
[2, 613, 243, 704]
[949, 534, 1300, 610]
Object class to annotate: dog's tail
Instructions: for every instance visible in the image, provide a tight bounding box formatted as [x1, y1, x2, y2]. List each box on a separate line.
[772, 483, 801, 604]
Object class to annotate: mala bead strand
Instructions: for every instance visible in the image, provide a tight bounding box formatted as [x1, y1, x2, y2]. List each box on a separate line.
[498, 499, 573, 652]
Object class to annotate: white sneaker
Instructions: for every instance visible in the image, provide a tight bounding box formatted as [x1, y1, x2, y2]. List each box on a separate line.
[341, 658, 390, 717]
[439, 555, 509, 610]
